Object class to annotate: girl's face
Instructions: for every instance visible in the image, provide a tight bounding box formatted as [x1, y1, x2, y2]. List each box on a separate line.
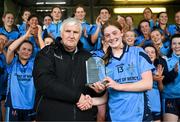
[145, 46, 156, 62]
[143, 8, 152, 20]
[28, 17, 38, 29]
[17, 42, 33, 60]
[44, 16, 52, 26]
[104, 25, 123, 49]
[75, 7, 86, 21]
[22, 11, 31, 22]
[51, 7, 62, 21]
[126, 16, 133, 26]
[150, 30, 162, 45]
[3, 13, 14, 27]
[140, 22, 151, 35]
[124, 31, 135, 46]
[175, 12, 180, 25]
[171, 37, 180, 56]
[159, 13, 168, 25]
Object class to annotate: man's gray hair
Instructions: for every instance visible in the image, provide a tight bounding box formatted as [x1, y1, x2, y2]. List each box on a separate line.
[60, 17, 82, 34]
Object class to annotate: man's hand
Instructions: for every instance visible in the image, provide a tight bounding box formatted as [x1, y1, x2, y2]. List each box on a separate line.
[76, 94, 92, 111]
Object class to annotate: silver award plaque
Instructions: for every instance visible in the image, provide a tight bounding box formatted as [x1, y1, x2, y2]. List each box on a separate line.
[86, 57, 106, 85]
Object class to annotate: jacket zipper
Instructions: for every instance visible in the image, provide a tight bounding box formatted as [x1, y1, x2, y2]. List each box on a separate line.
[72, 54, 76, 120]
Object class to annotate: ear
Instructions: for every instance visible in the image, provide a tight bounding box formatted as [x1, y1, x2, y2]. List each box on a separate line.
[108, 14, 111, 19]
[2, 17, 5, 23]
[51, 12, 53, 17]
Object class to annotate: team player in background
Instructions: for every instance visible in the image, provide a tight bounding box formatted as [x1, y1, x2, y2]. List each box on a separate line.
[0, 34, 8, 121]
[5, 28, 35, 121]
[123, 30, 136, 46]
[169, 11, 180, 36]
[91, 7, 111, 51]
[18, 9, 31, 36]
[162, 34, 180, 122]
[150, 29, 170, 57]
[144, 45, 165, 122]
[5, 24, 45, 121]
[0, 12, 20, 42]
[74, 5, 94, 51]
[47, 6, 62, 40]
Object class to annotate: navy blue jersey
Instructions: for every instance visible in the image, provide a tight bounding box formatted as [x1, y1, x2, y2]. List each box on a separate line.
[0, 26, 20, 41]
[0, 53, 7, 98]
[6, 56, 35, 109]
[106, 45, 154, 121]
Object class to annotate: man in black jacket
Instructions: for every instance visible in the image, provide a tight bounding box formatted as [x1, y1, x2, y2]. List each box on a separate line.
[33, 17, 102, 121]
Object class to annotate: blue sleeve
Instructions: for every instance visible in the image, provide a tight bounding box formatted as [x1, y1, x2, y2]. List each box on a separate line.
[89, 24, 98, 35]
[160, 40, 170, 56]
[6, 56, 17, 74]
[138, 48, 155, 74]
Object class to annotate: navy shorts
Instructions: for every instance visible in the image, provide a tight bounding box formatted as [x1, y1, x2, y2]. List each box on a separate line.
[8, 108, 35, 121]
[152, 112, 161, 121]
[163, 98, 180, 117]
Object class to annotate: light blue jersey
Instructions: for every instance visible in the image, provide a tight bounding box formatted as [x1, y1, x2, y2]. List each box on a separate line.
[135, 35, 153, 46]
[18, 22, 27, 36]
[0, 27, 20, 41]
[163, 53, 180, 98]
[147, 71, 161, 113]
[6, 56, 35, 109]
[91, 49, 105, 58]
[90, 24, 102, 50]
[168, 24, 180, 36]
[80, 21, 94, 51]
[159, 40, 170, 56]
[47, 21, 62, 40]
[106, 45, 154, 121]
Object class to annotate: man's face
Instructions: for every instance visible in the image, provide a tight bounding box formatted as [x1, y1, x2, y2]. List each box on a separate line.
[75, 7, 86, 21]
[61, 23, 81, 51]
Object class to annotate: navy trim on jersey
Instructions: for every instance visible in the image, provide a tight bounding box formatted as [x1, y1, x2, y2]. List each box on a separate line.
[112, 44, 129, 61]
[139, 52, 152, 64]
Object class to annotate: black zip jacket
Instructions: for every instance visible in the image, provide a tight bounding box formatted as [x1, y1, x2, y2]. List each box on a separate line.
[33, 41, 101, 121]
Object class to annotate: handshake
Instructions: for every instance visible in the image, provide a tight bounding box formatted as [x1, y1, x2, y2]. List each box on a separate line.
[76, 80, 110, 111]
[76, 94, 93, 111]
